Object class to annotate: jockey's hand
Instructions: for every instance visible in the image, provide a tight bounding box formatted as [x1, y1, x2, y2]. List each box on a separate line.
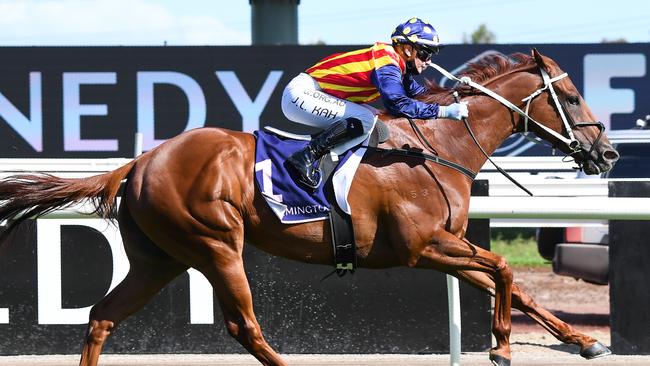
[438, 102, 469, 120]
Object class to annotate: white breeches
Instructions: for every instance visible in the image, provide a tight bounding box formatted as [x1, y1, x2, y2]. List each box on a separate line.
[281, 73, 376, 155]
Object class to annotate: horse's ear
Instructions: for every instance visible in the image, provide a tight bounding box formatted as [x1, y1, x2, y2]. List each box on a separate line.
[531, 48, 549, 71]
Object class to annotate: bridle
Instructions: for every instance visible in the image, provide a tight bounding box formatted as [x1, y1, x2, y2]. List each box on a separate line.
[369, 53, 607, 195]
[406, 58, 607, 195]
[520, 67, 605, 165]
[521, 69, 577, 149]
[428, 61, 605, 164]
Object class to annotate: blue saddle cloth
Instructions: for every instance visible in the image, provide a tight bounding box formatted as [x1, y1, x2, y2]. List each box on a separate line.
[253, 130, 355, 223]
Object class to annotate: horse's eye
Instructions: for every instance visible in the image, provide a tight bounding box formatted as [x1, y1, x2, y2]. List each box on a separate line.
[567, 95, 580, 105]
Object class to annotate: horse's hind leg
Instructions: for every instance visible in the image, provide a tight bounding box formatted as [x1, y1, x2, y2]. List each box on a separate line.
[415, 231, 513, 366]
[198, 252, 287, 366]
[455, 269, 611, 359]
[79, 203, 188, 366]
[134, 199, 287, 366]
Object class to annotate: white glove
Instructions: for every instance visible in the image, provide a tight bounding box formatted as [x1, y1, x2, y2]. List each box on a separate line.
[438, 102, 469, 120]
[459, 76, 472, 85]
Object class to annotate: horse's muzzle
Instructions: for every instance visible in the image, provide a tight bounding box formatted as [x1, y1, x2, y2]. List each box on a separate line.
[578, 145, 619, 175]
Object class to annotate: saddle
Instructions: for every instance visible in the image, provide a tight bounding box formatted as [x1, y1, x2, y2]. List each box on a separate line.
[255, 120, 390, 275]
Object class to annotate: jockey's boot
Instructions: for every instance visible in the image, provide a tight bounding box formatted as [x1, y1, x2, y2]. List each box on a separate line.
[288, 118, 364, 189]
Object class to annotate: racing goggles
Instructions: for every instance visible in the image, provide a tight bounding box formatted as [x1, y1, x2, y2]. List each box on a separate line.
[416, 48, 433, 62]
[416, 45, 441, 62]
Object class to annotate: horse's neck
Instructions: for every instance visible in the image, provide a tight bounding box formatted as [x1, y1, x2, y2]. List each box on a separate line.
[387, 72, 536, 175]
[454, 93, 521, 173]
[458, 72, 538, 169]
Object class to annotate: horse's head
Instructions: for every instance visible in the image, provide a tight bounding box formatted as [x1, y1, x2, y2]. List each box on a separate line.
[523, 49, 619, 174]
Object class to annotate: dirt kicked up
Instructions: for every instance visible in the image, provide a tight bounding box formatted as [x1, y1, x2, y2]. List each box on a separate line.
[1, 268, 641, 366]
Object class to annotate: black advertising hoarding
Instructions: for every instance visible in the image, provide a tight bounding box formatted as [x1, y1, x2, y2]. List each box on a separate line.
[0, 44, 649, 158]
[0, 217, 491, 354]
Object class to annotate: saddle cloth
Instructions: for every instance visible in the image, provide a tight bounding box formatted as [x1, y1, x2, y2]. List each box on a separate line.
[253, 128, 368, 224]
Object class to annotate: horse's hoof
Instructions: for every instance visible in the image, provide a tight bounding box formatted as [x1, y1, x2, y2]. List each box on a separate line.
[580, 341, 612, 359]
[489, 354, 511, 366]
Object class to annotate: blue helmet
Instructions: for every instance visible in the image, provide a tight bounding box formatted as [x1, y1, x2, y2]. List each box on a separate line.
[391, 17, 442, 54]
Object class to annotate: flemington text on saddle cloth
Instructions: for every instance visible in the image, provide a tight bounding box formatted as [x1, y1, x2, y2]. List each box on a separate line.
[253, 129, 366, 223]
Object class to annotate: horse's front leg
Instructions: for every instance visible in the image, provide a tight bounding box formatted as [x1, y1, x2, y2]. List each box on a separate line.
[455, 269, 611, 359]
[413, 230, 513, 366]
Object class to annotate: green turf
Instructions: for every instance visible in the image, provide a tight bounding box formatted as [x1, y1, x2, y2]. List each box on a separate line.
[490, 229, 549, 267]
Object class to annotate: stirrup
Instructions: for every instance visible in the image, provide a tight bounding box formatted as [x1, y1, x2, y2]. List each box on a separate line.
[288, 149, 322, 189]
[296, 159, 322, 189]
[299, 170, 322, 189]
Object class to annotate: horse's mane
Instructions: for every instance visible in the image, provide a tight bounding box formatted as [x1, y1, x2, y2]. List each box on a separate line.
[417, 51, 536, 105]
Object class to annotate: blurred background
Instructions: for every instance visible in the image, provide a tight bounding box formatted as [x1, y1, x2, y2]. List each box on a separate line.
[0, 0, 648, 46]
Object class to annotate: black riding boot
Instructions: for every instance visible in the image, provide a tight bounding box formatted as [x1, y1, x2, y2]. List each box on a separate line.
[288, 118, 364, 188]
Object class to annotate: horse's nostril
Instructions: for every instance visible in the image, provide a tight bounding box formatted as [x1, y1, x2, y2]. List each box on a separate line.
[603, 149, 620, 162]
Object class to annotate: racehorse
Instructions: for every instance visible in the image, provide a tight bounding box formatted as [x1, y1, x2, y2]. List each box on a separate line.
[0, 49, 619, 366]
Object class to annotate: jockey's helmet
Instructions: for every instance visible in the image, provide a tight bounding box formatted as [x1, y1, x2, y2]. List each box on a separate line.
[391, 17, 442, 56]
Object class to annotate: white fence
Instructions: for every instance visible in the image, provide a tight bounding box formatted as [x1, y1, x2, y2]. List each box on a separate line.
[4, 156, 648, 223]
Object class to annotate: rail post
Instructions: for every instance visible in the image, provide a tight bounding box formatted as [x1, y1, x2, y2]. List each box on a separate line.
[447, 179, 492, 365]
[609, 180, 650, 354]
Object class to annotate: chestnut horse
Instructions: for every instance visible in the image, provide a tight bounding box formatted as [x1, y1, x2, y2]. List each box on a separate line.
[0, 49, 619, 366]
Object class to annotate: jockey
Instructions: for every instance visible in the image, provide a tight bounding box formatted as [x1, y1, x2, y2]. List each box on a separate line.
[282, 17, 469, 188]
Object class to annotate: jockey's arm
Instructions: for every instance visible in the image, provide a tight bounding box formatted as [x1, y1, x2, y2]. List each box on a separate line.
[403, 73, 427, 97]
[371, 64, 440, 119]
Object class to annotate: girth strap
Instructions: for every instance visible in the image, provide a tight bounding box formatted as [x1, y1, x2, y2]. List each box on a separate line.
[320, 153, 357, 277]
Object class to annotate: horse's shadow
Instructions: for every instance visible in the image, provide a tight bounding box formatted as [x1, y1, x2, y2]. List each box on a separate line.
[510, 310, 610, 355]
[511, 341, 579, 354]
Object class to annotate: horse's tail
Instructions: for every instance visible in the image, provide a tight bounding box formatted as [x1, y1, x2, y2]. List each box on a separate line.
[0, 159, 137, 239]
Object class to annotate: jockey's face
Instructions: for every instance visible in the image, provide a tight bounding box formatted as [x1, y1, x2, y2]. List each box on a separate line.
[395, 44, 429, 74]
[412, 50, 429, 74]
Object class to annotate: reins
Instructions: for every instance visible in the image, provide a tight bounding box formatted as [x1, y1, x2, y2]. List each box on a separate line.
[421, 60, 595, 196]
[452, 91, 533, 196]
[366, 57, 599, 195]
[366, 109, 529, 194]
[428, 62, 579, 151]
